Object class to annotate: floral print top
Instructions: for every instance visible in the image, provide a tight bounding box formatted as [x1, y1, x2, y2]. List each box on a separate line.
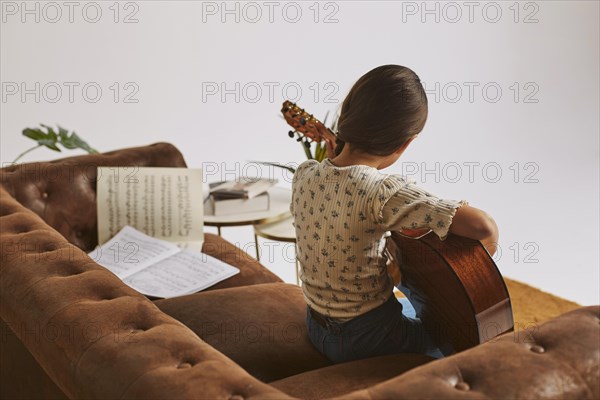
[290, 159, 467, 320]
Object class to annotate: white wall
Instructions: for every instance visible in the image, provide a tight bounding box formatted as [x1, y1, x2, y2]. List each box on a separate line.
[1, 1, 598, 305]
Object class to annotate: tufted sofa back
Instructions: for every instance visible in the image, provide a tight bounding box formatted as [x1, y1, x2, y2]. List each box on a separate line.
[0, 142, 186, 252]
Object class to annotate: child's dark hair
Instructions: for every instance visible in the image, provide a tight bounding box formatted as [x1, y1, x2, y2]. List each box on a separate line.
[335, 64, 428, 156]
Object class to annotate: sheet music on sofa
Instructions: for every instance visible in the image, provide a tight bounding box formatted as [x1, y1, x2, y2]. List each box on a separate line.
[96, 166, 204, 251]
[89, 226, 240, 298]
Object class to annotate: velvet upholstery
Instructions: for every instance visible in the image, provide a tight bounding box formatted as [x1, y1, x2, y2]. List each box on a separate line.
[0, 319, 68, 400]
[270, 353, 435, 399]
[330, 306, 600, 399]
[1, 143, 598, 400]
[154, 282, 333, 382]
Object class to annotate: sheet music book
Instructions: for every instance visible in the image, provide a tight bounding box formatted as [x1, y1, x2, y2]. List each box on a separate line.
[89, 226, 239, 298]
[96, 166, 204, 251]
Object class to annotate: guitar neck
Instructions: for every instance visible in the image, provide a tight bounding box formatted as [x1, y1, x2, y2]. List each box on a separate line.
[282, 100, 337, 143]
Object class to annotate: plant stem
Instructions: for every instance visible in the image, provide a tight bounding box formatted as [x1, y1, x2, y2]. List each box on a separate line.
[12, 145, 43, 164]
[315, 143, 321, 161]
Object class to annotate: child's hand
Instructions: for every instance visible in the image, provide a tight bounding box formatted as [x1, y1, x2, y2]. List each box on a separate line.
[324, 136, 336, 159]
[309, 123, 337, 159]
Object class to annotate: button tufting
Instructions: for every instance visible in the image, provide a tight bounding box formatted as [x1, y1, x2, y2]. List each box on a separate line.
[455, 381, 470, 391]
[177, 362, 192, 369]
[530, 344, 545, 353]
[42, 192, 49, 199]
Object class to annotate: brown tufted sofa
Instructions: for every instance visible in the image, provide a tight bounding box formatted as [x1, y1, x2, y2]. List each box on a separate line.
[1, 142, 598, 400]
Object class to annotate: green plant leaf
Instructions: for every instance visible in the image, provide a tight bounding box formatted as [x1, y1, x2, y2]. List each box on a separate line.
[22, 126, 60, 152]
[40, 124, 58, 145]
[57, 125, 69, 137]
[22, 128, 46, 141]
[21, 124, 98, 155]
[59, 129, 97, 153]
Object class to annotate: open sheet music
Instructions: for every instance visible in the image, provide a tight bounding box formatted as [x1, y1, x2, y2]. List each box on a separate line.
[96, 166, 204, 251]
[89, 226, 239, 298]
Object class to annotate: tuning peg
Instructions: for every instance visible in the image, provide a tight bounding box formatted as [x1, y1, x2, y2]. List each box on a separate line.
[288, 130, 295, 138]
[304, 139, 311, 148]
[296, 137, 303, 142]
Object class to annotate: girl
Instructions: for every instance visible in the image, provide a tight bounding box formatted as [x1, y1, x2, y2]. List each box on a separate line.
[289, 64, 499, 363]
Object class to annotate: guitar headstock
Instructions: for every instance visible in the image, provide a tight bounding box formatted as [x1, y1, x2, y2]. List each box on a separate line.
[281, 100, 334, 143]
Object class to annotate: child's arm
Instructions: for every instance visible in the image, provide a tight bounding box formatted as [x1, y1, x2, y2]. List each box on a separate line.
[449, 205, 499, 255]
[378, 176, 499, 255]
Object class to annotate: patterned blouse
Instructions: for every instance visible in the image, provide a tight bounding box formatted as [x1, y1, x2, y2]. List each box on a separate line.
[290, 158, 468, 320]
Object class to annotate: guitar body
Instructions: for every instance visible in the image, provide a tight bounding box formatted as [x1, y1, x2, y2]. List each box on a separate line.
[386, 232, 514, 355]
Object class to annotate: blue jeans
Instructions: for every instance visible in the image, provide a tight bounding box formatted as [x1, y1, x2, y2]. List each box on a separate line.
[306, 285, 444, 364]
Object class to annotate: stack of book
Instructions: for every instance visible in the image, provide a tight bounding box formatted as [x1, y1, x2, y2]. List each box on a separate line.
[207, 177, 277, 216]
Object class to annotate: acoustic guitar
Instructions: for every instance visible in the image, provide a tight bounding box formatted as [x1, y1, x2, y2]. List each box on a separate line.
[282, 100, 514, 355]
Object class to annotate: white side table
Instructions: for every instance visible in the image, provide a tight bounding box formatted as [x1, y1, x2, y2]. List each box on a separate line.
[204, 187, 292, 235]
[204, 187, 293, 265]
[252, 215, 299, 284]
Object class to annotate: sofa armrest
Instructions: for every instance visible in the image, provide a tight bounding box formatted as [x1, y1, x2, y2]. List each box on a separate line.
[334, 305, 600, 400]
